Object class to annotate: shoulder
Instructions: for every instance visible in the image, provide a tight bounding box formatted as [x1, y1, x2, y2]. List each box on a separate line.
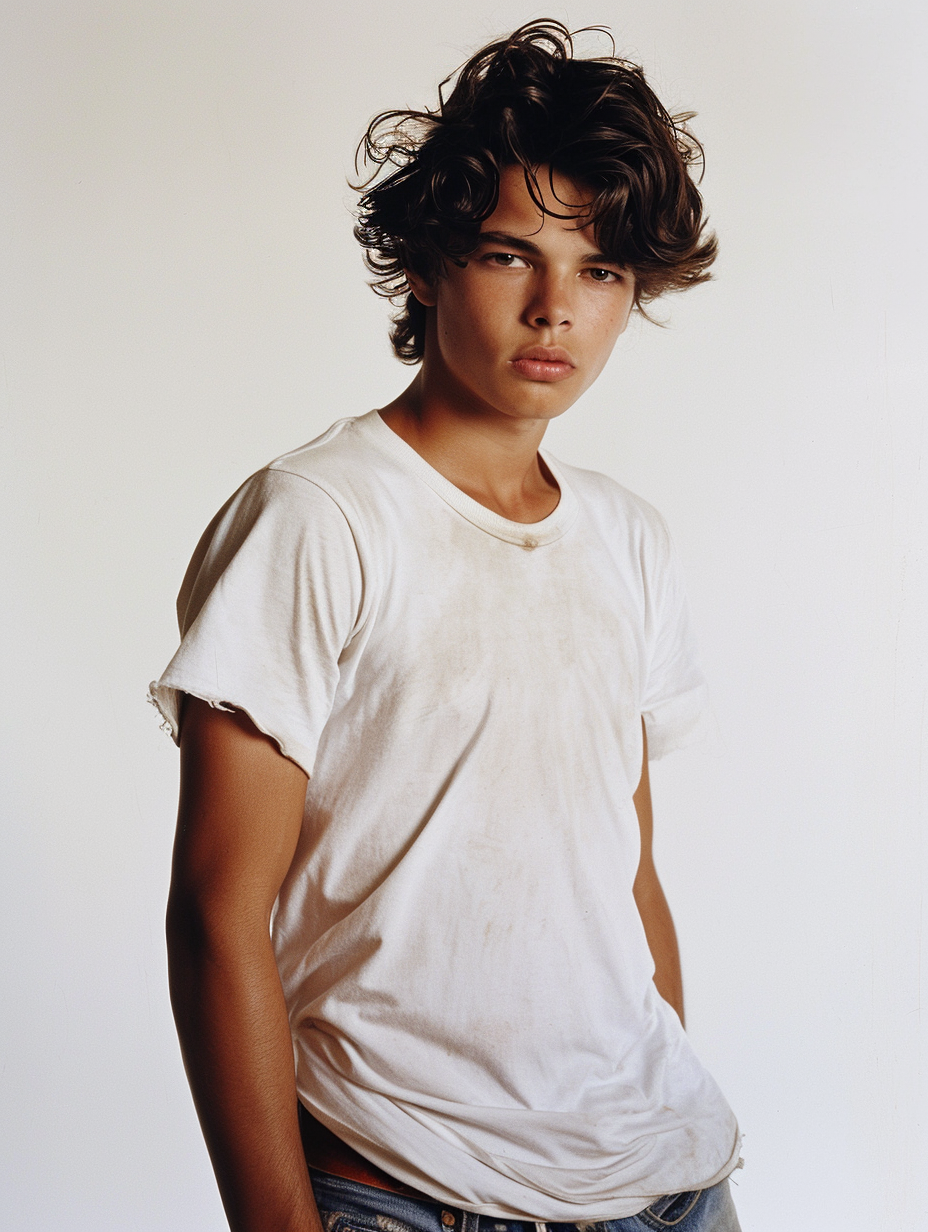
[548, 454, 674, 559]
[267, 412, 396, 495]
[197, 413, 393, 543]
[175, 421, 379, 631]
[245, 411, 420, 540]
[266, 415, 361, 481]
[192, 465, 354, 568]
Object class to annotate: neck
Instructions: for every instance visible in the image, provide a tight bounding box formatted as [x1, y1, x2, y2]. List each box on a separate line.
[378, 369, 560, 525]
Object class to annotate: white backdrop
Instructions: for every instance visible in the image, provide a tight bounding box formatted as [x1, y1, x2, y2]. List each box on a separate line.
[2, 2, 926, 1229]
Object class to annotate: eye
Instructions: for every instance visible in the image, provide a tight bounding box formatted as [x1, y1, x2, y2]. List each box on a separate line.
[586, 267, 622, 283]
[484, 252, 529, 269]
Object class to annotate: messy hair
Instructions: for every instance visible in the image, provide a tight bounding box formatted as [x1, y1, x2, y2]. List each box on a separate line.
[354, 20, 717, 363]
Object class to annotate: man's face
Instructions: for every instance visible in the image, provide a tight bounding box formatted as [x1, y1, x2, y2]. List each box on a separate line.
[409, 164, 636, 426]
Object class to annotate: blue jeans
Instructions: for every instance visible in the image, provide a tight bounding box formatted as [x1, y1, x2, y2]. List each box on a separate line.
[309, 1169, 741, 1232]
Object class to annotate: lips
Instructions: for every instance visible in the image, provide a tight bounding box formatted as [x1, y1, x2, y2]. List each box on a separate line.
[509, 346, 577, 383]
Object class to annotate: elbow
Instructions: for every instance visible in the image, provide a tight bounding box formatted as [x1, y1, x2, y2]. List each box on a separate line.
[164, 886, 254, 1026]
[165, 887, 208, 959]
[165, 881, 269, 967]
[164, 890, 217, 1017]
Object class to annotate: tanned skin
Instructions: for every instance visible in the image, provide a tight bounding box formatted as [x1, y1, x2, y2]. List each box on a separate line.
[379, 166, 636, 524]
[167, 699, 320, 1232]
[633, 721, 685, 1025]
[167, 164, 684, 1231]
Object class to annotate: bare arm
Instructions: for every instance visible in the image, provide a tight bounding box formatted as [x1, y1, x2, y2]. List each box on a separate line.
[166, 697, 322, 1232]
[632, 719, 685, 1027]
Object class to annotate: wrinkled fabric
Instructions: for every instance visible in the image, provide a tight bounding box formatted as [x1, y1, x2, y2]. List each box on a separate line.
[151, 411, 739, 1218]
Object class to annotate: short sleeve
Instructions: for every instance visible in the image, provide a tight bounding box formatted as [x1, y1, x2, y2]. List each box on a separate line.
[148, 467, 363, 776]
[640, 522, 711, 761]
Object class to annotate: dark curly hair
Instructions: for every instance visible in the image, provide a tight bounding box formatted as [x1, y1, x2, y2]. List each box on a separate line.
[354, 20, 717, 363]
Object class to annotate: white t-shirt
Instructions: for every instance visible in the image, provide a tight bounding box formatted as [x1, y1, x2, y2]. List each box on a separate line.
[150, 410, 740, 1219]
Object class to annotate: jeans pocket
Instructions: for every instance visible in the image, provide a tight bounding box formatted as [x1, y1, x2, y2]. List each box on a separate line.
[637, 1189, 703, 1228]
[309, 1174, 429, 1232]
[320, 1214, 417, 1232]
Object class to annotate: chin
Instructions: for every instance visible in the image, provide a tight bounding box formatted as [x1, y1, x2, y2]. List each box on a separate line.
[500, 402, 573, 424]
[508, 388, 577, 418]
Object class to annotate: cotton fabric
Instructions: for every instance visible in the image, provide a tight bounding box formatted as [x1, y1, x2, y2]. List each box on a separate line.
[150, 411, 740, 1219]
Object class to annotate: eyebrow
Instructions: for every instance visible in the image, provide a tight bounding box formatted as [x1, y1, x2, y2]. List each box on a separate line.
[477, 230, 621, 267]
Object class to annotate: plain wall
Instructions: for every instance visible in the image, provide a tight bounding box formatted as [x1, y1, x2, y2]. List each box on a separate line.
[1, 2, 925, 1228]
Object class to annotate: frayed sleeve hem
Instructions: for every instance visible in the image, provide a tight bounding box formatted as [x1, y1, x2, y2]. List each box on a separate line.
[146, 681, 315, 778]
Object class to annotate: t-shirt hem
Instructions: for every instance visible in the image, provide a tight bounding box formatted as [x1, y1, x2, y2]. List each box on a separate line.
[457, 1124, 744, 1220]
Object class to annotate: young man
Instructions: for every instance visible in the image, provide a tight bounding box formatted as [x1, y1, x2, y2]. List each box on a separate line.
[151, 21, 742, 1232]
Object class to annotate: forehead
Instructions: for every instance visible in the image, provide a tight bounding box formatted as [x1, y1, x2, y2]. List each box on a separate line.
[481, 164, 595, 238]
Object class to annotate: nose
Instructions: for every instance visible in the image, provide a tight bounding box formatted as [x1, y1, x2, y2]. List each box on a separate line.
[525, 271, 573, 330]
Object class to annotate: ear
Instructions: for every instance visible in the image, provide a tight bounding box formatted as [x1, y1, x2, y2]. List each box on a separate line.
[405, 268, 437, 308]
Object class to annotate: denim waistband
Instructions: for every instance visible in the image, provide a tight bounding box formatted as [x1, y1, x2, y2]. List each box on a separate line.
[308, 1165, 740, 1232]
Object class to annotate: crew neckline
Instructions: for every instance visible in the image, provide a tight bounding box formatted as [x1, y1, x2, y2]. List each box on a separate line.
[357, 409, 578, 550]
